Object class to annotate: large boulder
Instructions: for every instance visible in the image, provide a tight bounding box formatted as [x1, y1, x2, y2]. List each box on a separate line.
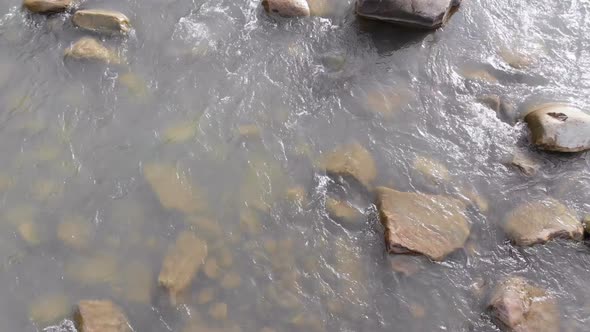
[72, 9, 131, 35]
[23, 0, 73, 14]
[74, 300, 132, 332]
[504, 199, 583, 246]
[262, 0, 310, 17]
[488, 277, 559, 332]
[525, 104, 590, 152]
[375, 187, 470, 261]
[64, 37, 121, 64]
[356, 0, 461, 29]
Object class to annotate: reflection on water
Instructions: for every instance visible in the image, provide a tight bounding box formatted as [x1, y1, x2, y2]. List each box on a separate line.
[1, 0, 590, 331]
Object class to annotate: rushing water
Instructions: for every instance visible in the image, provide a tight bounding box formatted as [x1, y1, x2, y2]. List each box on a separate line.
[1, 0, 590, 331]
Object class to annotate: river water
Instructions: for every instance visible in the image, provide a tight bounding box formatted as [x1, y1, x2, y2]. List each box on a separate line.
[1, 0, 590, 331]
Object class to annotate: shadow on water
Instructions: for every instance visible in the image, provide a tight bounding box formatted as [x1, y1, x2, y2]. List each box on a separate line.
[355, 16, 431, 55]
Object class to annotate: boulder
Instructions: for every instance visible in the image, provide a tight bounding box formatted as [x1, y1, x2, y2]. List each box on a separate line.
[262, 0, 310, 17]
[504, 199, 583, 246]
[64, 37, 120, 64]
[525, 104, 590, 152]
[375, 187, 470, 261]
[23, 0, 72, 14]
[74, 300, 132, 332]
[356, 0, 461, 29]
[488, 277, 559, 332]
[321, 143, 377, 189]
[72, 9, 131, 35]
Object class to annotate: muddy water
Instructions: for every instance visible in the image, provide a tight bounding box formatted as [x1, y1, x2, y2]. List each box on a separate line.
[1, 0, 590, 331]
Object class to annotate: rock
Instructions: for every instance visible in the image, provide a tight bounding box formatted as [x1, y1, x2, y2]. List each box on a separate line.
[197, 287, 215, 304]
[510, 149, 540, 176]
[57, 216, 92, 249]
[262, 0, 310, 17]
[73, 10, 131, 35]
[43, 320, 77, 332]
[29, 294, 70, 325]
[65, 254, 118, 285]
[158, 231, 208, 304]
[208, 302, 228, 321]
[322, 143, 377, 189]
[375, 187, 470, 261]
[64, 38, 120, 64]
[488, 277, 559, 332]
[504, 199, 583, 246]
[412, 155, 450, 185]
[524, 104, 590, 152]
[23, 0, 72, 14]
[163, 122, 197, 143]
[18, 221, 41, 246]
[144, 163, 206, 214]
[326, 197, 364, 229]
[583, 215, 590, 235]
[462, 68, 498, 83]
[74, 300, 132, 332]
[220, 271, 241, 289]
[356, 0, 461, 29]
[499, 47, 533, 69]
[477, 95, 516, 124]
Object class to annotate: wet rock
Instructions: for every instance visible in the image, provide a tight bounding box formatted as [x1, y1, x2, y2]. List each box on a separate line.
[499, 47, 533, 70]
[73, 10, 131, 35]
[488, 276, 559, 332]
[375, 187, 470, 261]
[389, 255, 426, 276]
[43, 320, 77, 332]
[583, 215, 590, 235]
[504, 199, 583, 246]
[158, 231, 208, 304]
[320, 53, 346, 72]
[356, 0, 461, 29]
[163, 122, 197, 143]
[285, 186, 307, 204]
[208, 302, 227, 321]
[510, 149, 540, 176]
[197, 287, 215, 305]
[220, 271, 241, 289]
[65, 254, 118, 285]
[64, 37, 120, 64]
[477, 95, 516, 124]
[57, 215, 92, 249]
[262, 0, 310, 17]
[326, 197, 364, 229]
[144, 163, 206, 214]
[113, 261, 153, 304]
[525, 104, 590, 152]
[462, 68, 498, 83]
[74, 300, 132, 332]
[236, 125, 261, 141]
[412, 155, 450, 185]
[18, 221, 41, 246]
[29, 294, 70, 325]
[365, 88, 408, 117]
[322, 143, 377, 189]
[23, 0, 72, 14]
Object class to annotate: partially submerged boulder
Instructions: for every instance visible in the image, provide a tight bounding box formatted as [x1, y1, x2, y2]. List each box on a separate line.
[72, 9, 131, 35]
[525, 104, 590, 152]
[488, 277, 559, 332]
[375, 187, 470, 261]
[75, 300, 132, 332]
[322, 143, 377, 189]
[23, 0, 73, 14]
[356, 0, 461, 29]
[504, 199, 583, 246]
[262, 0, 310, 17]
[64, 37, 120, 64]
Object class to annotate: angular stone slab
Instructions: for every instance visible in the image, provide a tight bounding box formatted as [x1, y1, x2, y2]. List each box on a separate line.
[322, 143, 377, 189]
[488, 277, 559, 332]
[73, 10, 131, 35]
[375, 187, 470, 261]
[262, 0, 310, 17]
[64, 37, 120, 64]
[74, 300, 132, 332]
[23, 0, 73, 14]
[525, 104, 590, 152]
[356, 0, 461, 29]
[504, 199, 583, 246]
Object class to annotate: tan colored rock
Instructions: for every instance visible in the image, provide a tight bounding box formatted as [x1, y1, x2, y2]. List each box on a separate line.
[237, 125, 261, 140]
[73, 10, 131, 35]
[413, 155, 450, 184]
[29, 294, 70, 325]
[322, 143, 377, 188]
[65, 254, 118, 285]
[504, 199, 583, 246]
[375, 187, 470, 261]
[163, 121, 197, 143]
[158, 231, 208, 303]
[208, 302, 227, 321]
[75, 300, 132, 332]
[262, 0, 310, 17]
[488, 277, 559, 332]
[197, 287, 215, 304]
[57, 215, 91, 249]
[220, 271, 241, 289]
[18, 221, 41, 246]
[499, 47, 533, 69]
[144, 163, 205, 214]
[204, 258, 220, 279]
[462, 68, 498, 83]
[23, 0, 72, 14]
[64, 38, 120, 64]
[510, 150, 540, 176]
[326, 197, 364, 228]
[525, 104, 590, 152]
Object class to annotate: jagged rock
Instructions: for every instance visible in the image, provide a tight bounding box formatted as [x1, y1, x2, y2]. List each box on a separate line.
[375, 187, 470, 261]
[322, 143, 377, 189]
[23, 0, 73, 14]
[262, 0, 310, 17]
[72, 10, 131, 35]
[64, 37, 120, 64]
[488, 277, 559, 332]
[74, 300, 132, 332]
[356, 0, 461, 29]
[525, 104, 590, 152]
[504, 199, 583, 246]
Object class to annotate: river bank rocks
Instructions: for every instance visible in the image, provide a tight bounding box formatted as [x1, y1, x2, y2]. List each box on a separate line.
[488, 277, 559, 332]
[504, 199, 583, 246]
[75, 300, 132, 332]
[525, 104, 590, 152]
[356, 0, 461, 29]
[23, 0, 72, 14]
[73, 9, 131, 35]
[64, 37, 121, 64]
[262, 0, 310, 17]
[375, 186, 470, 261]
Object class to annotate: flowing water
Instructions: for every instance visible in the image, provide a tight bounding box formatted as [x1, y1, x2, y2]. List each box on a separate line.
[1, 0, 590, 331]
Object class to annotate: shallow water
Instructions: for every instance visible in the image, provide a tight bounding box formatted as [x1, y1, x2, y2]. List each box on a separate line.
[1, 0, 590, 331]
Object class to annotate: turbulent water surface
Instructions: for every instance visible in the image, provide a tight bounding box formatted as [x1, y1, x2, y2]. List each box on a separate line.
[1, 0, 590, 331]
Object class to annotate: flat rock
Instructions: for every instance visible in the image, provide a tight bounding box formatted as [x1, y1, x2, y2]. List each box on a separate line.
[356, 0, 461, 29]
[322, 143, 377, 189]
[525, 104, 590, 152]
[375, 187, 470, 261]
[23, 0, 72, 14]
[74, 300, 132, 332]
[73, 9, 131, 35]
[262, 0, 310, 17]
[144, 163, 205, 214]
[504, 199, 583, 246]
[488, 277, 559, 332]
[64, 37, 120, 64]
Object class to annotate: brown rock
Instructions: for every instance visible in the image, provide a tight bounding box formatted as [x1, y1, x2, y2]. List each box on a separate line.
[322, 143, 377, 189]
[64, 37, 120, 64]
[23, 0, 72, 14]
[144, 163, 206, 214]
[73, 9, 131, 35]
[326, 197, 364, 229]
[375, 187, 470, 261]
[525, 104, 590, 152]
[262, 0, 310, 17]
[75, 300, 132, 332]
[510, 150, 540, 176]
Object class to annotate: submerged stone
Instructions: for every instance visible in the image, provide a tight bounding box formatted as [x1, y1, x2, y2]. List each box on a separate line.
[510, 149, 540, 176]
[57, 215, 92, 249]
[504, 199, 583, 246]
[356, 0, 461, 29]
[322, 143, 377, 189]
[488, 277, 559, 332]
[144, 163, 206, 214]
[163, 122, 197, 143]
[72, 9, 131, 35]
[525, 104, 590, 152]
[413, 155, 450, 185]
[29, 294, 70, 325]
[64, 37, 120, 64]
[326, 197, 364, 229]
[23, 0, 72, 14]
[375, 187, 470, 261]
[43, 320, 77, 332]
[262, 0, 310, 17]
[75, 300, 132, 332]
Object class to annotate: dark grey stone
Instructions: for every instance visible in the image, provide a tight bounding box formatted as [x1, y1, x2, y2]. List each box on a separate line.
[356, 0, 461, 29]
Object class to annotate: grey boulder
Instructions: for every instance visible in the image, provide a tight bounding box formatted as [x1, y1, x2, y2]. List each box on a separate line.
[356, 0, 461, 29]
[262, 0, 310, 17]
[525, 104, 590, 152]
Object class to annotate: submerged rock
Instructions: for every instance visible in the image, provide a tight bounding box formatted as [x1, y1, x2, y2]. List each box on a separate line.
[477, 95, 516, 124]
[375, 187, 470, 261]
[29, 294, 70, 326]
[356, 0, 461, 29]
[23, 0, 72, 14]
[73, 10, 131, 34]
[64, 37, 120, 64]
[510, 149, 540, 176]
[43, 320, 77, 332]
[525, 104, 590, 152]
[262, 0, 310, 17]
[504, 199, 583, 246]
[488, 277, 559, 332]
[75, 300, 132, 332]
[412, 155, 450, 185]
[322, 143, 377, 189]
[326, 197, 364, 229]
